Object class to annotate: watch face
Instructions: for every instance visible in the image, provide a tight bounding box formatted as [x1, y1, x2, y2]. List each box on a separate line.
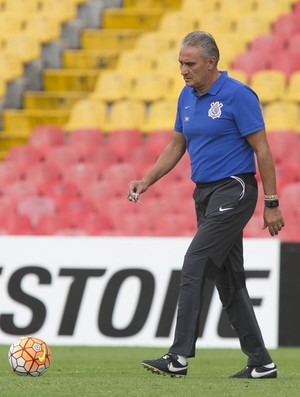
[265, 200, 279, 208]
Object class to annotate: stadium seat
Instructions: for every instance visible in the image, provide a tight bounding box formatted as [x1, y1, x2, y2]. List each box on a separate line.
[275, 162, 299, 191]
[2, 180, 39, 205]
[267, 130, 300, 165]
[23, 14, 61, 44]
[131, 71, 172, 103]
[285, 71, 300, 101]
[243, 214, 268, 238]
[24, 163, 61, 191]
[104, 100, 146, 132]
[198, 13, 234, 34]
[34, 213, 71, 235]
[43, 145, 79, 169]
[39, 0, 77, 23]
[62, 162, 101, 189]
[163, 75, 185, 101]
[158, 10, 198, 32]
[0, 212, 33, 235]
[250, 33, 286, 53]
[64, 99, 107, 131]
[263, 101, 300, 132]
[87, 147, 119, 173]
[134, 31, 174, 53]
[269, 50, 300, 78]
[272, 14, 300, 40]
[180, 0, 219, 13]
[154, 50, 181, 76]
[152, 212, 195, 236]
[58, 197, 96, 228]
[249, 70, 287, 103]
[254, 0, 295, 21]
[227, 69, 249, 84]
[216, 34, 249, 64]
[231, 51, 270, 78]
[43, 69, 99, 92]
[81, 180, 112, 212]
[0, 161, 21, 186]
[102, 163, 137, 197]
[17, 195, 56, 226]
[0, 14, 24, 41]
[116, 212, 153, 236]
[80, 212, 114, 236]
[6, 145, 42, 174]
[24, 91, 87, 110]
[143, 130, 173, 158]
[2, 0, 40, 16]
[5, 34, 41, 63]
[105, 129, 143, 161]
[124, 0, 181, 7]
[29, 125, 65, 154]
[90, 70, 134, 102]
[233, 13, 271, 42]
[67, 128, 105, 160]
[41, 180, 79, 210]
[102, 7, 163, 30]
[81, 29, 140, 51]
[116, 50, 155, 77]
[0, 51, 24, 82]
[143, 100, 177, 133]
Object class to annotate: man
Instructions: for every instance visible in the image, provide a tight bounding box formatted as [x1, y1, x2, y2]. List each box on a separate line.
[127, 31, 285, 379]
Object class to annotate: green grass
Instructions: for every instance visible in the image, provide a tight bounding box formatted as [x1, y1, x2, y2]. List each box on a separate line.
[0, 346, 299, 397]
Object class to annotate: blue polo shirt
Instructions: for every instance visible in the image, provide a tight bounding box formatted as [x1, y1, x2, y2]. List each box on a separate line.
[174, 71, 265, 183]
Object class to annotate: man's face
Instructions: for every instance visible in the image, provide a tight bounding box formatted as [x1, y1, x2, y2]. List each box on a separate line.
[179, 45, 212, 92]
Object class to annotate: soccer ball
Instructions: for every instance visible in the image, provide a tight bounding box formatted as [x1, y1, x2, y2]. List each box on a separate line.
[8, 336, 51, 377]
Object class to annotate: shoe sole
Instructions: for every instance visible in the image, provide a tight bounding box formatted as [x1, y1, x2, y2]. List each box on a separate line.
[141, 362, 186, 378]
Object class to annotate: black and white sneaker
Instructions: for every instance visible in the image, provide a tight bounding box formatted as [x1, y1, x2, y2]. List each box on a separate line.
[142, 353, 188, 378]
[229, 364, 277, 379]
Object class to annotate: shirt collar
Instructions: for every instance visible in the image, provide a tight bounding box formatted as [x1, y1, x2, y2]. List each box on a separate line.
[192, 70, 228, 97]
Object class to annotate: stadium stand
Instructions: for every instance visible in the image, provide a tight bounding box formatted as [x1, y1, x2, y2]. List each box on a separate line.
[0, 0, 299, 241]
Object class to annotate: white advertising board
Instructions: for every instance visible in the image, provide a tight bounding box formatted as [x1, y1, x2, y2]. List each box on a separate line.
[0, 237, 280, 348]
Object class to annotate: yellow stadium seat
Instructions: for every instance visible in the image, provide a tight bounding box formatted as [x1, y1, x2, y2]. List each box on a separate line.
[63, 49, 119, 70]
[23, 14, 61, 44]
[43, 69, 99, 92]
[158, 10, 199, 33]
[2, 0, 40, 16]
[102, 8, 164, 30]
[81, 29, 141, 51]
[285, 71, 300, 102]
[3, 109, 69, 133]
[250, 70, 287, 104]
[228, 69, 249, 84]
[154, 50, 181, 75]
[254, 0, 295, 21]
[0, 14, 25, 41]
[104, 100, 146, 132]
[0, 51, 24, 82]
[64, 99, 107, 131]
[263, 101, 300, 132]
[134, 31, 174, 53]
[0, 77, 6, 98]
[116, 50, 155, 76]
[5, 34, 41, 63]
[143, 100, 177, 133]
[39, 0, 77, 23]
[180, 0, 219, 13]
[233, 13, 272, 42]
[90, 70, 134, 102]
[24, 91, 87, 110]
[218, 0, 256, 19]
[214, 33, 248, 61]
[124, 0, 181, 8]
[198, 13, 234, 35]
[131, 71, 172, 103]
[163, 75, 185, 101]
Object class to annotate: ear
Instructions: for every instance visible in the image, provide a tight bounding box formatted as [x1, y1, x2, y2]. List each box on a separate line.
[208, 56, 217, 70]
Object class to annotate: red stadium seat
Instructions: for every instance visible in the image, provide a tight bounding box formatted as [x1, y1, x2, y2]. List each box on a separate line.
[24, 163, 61, 191]
[3, 180, 39, 205]
[62, 163, 101, 190]
[276, 162, 300, 191]
[144, 130, 172, 158]
[6, 145, 42, 175]
[105, 129, 143, 161]
[80, 212, 114, 235]
[0, 161, 21, 186]
[115, 212, 153, 236]
[102, 163, 137, 197]
[269, 50, 300, 78]
[272, 14, 300, 40]
[287, 32, 300, 52]
[68, 128, 105, 161]
[44, 145, 79, 170]
[231, 51, 270, 78]
[244, 214, 268, 238]
[0, 212, 33, 235]
[250, 33, 286, 53]
[17, 196, 56, 226]
[29, 125, 65, 154]
[81, 180, 112, 212]
[41, 180, 79, 210]
[34, 213, 71, 235]
[267, 130, 300, 164]
[153, 212, 195, 236]
[58, 198, 96, 228]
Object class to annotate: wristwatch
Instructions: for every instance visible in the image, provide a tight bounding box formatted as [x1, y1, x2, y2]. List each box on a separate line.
[264, 199, 279, 208]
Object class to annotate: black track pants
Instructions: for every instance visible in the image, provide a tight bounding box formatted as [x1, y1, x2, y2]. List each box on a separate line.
[169, 174, 272, 366]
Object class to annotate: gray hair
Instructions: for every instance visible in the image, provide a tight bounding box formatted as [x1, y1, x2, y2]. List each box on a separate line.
[181, 31, 220, 65]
